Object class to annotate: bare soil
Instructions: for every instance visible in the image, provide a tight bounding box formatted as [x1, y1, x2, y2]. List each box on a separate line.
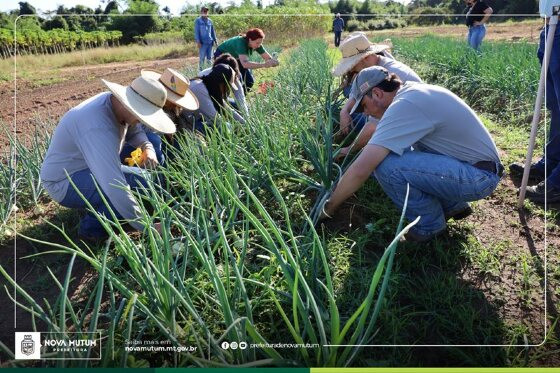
[0, 56, 198, 149]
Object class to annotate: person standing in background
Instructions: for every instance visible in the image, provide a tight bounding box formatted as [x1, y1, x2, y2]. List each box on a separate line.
[510, 0, 560, 202]
[333, 13, 345, 47]
[194, 6, 218, 71]
[465, 0, 493, 51]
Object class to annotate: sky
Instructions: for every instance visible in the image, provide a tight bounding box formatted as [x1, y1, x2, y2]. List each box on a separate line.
[0, 0, 279, 16]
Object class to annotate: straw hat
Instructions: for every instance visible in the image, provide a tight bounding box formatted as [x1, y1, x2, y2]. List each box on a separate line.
[141, 68, 199, 111]
[332, 33, 390, 77]
[102, 77, 176, 134]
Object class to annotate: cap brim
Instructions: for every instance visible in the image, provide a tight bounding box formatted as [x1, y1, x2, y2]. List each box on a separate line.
[349, 95, 364, 115]
[228, 78, 239, 91]
[102, 79, 176, 134]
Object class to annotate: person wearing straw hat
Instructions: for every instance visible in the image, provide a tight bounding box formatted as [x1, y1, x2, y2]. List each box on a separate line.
[509, 0, 560, 203]
[332, 33, 421, 159]
[321, 66, 502, 243]
[120, 68, 200, 164]
[40, 76, 176, 239]
[189, 63, 244, 134]
[333, 13, 345, 47]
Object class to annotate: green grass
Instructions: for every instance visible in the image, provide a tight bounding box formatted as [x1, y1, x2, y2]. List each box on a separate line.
[0, 42, 195, 83]
[376, 35, 541, 126]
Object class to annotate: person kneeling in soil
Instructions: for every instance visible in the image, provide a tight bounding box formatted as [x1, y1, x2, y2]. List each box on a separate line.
[321, 66, 503, 243]
[189, 63, 244, 134]
[215, 28, 279, 92]
[40, 76, 176, 239]
[199, 53, 248, 118]
[122, 68, 200, 162]
[332, 33, 422, 159]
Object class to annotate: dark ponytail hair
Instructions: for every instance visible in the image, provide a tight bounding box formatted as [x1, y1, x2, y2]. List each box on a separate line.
[200, 64, 236, 112]
[213, 53, 241, 79]
[376, 73, 402, 92]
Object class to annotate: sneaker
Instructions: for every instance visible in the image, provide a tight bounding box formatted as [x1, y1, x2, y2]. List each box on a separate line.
[401, 228, 446, 243]
[525, 180, 560, 203]
[77, 234, 108, 246]
[444, 205, 473, 221]
[509, 162, 546, 183]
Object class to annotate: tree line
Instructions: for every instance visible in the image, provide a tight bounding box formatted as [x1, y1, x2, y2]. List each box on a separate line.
[0, 0, 539, 59]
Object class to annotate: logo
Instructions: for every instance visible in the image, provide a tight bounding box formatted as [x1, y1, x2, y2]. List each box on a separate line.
[21, 335, 34, 355]
[230, 342, 238, 350]
[221, 341, 229, 350]
[239, 341, 248, 350]
[359, 81, 371, 94]
[15, 332, 41, 360]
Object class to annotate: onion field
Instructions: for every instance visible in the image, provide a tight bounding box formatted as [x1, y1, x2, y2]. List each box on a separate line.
[0, 34, 558, 368]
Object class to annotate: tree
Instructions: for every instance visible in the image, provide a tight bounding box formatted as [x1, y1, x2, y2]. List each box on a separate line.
[18, 2, 36, 15]
[104, 1, 120, 14]
[43, 16, 69, 30]
[110, 0, 162, 43]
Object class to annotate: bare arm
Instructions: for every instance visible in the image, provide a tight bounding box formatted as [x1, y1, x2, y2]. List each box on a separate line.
[238, 54, 272, 70]
[325, 144, 390, 215]
[337, 121, 378, 159]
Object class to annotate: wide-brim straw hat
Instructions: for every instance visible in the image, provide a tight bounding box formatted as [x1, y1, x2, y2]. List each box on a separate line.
[332, 33, 390, 77]
[102, 77, 176, 134]
[141, 68, 199, 111]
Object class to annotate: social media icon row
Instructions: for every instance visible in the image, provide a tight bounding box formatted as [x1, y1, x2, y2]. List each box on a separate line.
[221, 341, 248, 350]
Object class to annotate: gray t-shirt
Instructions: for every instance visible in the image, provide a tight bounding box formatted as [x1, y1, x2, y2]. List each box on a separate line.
[368, 82, 500, 165]
[40, 92, 153, 231]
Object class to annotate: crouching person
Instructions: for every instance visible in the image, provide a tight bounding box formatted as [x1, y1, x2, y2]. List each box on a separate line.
[40, 76, 176, 239]
[322, 66, 503, 243]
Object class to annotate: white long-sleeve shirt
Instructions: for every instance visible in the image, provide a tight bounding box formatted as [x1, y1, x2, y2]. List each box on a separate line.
[40, 92, 153, 231]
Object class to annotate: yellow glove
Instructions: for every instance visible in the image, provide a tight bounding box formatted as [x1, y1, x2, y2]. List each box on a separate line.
[124, 147, 147, 167]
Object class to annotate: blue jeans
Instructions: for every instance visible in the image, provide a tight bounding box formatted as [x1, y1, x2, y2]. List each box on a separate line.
[60, 168, 148, 238]
[350, 112, 368, 133]
[342, 86, 369, 133]
[536, 25, 560, 188]
[199, 43, 213, 70]
[467, 24, 486, 51]
[120, 131, 165, 166]
[334, 31, 342, 47]
[374, 151, 501, 237]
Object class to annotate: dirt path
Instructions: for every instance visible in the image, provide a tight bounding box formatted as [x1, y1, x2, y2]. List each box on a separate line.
[0, 56, 198, 149]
